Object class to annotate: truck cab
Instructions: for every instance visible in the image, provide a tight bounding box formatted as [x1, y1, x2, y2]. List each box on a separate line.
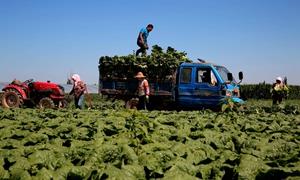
[174, 62, 243, 108]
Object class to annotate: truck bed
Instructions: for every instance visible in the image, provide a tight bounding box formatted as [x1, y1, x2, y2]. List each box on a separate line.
[100, 78, 172, 98]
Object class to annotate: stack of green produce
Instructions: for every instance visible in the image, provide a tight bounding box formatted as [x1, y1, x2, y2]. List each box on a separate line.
[98, 45, 192, 81]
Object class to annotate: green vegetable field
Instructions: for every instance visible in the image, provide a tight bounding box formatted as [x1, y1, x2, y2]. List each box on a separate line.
[0, 98, 300, 179]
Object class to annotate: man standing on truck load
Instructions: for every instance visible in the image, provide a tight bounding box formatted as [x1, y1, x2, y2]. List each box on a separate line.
[69, 74, 87, 109]
[271, 77, 289, 105]
[136, 24, 154, 56]
[135, 72, 150, 110]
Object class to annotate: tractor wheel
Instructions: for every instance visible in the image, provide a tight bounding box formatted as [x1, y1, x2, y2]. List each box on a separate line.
[1, 90, 23, 108]
[58, 99, 68, 108]
[38, 97, 55, 109]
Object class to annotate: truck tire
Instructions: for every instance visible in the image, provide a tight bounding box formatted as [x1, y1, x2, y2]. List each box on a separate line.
[39, 97, 55, 109]
[1, 89, 23, 108]
[125, 98, 138, 109]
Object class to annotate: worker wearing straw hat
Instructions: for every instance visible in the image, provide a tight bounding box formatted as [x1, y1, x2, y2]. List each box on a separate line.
[135, 72, 150, 110]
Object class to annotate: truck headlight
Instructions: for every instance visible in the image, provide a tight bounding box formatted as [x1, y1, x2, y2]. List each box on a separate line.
[226, 88, 240, 97]
[233, 88, 240, 97]
[226, 90, 232, 97]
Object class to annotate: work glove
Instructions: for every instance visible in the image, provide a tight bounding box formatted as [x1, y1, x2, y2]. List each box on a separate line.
[145, 95, 149, 103]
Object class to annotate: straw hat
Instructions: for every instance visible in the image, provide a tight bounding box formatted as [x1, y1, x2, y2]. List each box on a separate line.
[135, 72, 146, 78]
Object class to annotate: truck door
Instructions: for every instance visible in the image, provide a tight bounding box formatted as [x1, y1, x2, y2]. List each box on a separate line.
[193, 67, 222, 106]
[177, 66, 196, 107]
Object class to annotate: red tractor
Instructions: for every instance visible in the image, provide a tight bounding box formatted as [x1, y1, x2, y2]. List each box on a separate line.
[1, 79, 67, 109]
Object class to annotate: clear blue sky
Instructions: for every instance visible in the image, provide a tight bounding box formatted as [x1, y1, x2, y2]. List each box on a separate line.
[1, 0, 299, 85]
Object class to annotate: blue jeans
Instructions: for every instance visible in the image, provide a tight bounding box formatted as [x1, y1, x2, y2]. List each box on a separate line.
[75, 95, 85, 109]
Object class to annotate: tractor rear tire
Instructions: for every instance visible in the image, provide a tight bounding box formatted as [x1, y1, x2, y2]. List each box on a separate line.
[1, 90, 23, 108]
[39, 97, 55, 109]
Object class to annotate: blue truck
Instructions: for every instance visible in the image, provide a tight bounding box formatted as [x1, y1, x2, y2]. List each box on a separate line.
[98, 58, 244, 110]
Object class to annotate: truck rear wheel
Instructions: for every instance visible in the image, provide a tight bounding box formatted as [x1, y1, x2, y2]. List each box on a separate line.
[1, 90, 23, 108]
[39, 97, 55, 109]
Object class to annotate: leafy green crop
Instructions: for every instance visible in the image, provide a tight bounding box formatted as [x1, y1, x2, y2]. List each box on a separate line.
[0, 99, 300, 179]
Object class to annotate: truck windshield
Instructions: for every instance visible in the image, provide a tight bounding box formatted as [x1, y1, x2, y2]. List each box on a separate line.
[214, 66, 236, 83]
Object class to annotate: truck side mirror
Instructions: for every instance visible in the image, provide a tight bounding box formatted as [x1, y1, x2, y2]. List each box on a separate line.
[227, 73, 233, 82]
[238, 71, 243, 80]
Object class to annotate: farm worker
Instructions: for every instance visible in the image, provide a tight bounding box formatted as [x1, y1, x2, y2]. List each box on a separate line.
[271, 76, 288, 105]
[136, 24, 154, 56]
[69, 74, 87, 109]
[202, 71, 217, 86]
[135, 72, 150, 110]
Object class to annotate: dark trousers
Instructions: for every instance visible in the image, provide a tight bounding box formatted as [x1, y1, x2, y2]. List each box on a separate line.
[272, 93, 283, 105]
[138, 95, 147, 110]
[136, 41, 147, 56]
[74, 94, 84, 109]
